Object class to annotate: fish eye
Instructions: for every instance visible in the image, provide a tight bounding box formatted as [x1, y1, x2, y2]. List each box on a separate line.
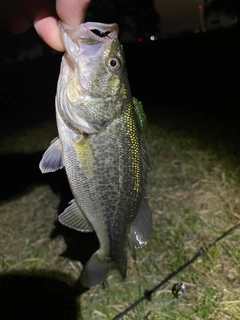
[108, 57, 121, 72]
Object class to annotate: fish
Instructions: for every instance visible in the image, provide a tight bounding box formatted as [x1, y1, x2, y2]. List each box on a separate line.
[39, 21, 152, 288]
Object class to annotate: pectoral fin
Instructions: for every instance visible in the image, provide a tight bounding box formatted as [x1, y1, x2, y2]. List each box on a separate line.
[39, 137, 63, 173]
[130, 196, 152, 248]
[72, 137, 95, 176]
[59, 199, 94, 232]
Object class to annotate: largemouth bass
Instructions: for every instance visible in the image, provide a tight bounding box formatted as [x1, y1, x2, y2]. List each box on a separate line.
[40, 21, 152, 288]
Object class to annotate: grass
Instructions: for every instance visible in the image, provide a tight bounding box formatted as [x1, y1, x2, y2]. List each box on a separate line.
[1, 103, 240, 319]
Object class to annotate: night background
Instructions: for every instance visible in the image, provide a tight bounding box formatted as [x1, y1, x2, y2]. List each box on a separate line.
[1, 0, 240, 134]
[1, 0, 240, 319]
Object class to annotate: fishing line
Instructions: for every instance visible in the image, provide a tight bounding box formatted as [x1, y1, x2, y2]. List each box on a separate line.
[113, 220, 240, 320]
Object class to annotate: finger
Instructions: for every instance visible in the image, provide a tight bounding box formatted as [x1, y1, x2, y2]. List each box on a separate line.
[25, 0, 64, 51]
[34, 16, 65, 52]
[56, 0, 91, 26]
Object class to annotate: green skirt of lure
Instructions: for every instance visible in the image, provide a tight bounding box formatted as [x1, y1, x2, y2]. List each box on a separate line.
[132, 97, 147, 134]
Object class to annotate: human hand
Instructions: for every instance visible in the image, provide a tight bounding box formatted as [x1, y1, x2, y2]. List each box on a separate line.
[0, 0, 91, 51]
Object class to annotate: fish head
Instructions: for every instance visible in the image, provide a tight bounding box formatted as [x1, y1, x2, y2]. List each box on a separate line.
[57, 21, 131, 133]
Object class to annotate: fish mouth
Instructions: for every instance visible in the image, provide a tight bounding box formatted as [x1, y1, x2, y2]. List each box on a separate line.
[88, 22, 119, 40]
[59, 21, 119, 44]
[90, 29, 111, 38]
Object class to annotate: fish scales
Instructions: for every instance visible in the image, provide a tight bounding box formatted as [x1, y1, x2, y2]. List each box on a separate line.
[89, 103, 142, 258]
[39, 21, 152, 288]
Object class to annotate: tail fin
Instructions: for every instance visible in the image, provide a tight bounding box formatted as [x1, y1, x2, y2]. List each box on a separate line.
[80, 252, 109, 288]
[80, 252, 127, 288]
